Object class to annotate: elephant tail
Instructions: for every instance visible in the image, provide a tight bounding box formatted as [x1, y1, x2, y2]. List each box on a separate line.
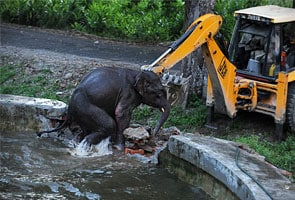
[36, 115, 71, 137]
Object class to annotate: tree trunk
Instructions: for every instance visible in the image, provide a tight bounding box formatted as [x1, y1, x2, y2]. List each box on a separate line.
[181, 0, 216, 102]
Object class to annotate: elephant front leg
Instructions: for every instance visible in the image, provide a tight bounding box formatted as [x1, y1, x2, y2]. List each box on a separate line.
[113, 103, 133, 151]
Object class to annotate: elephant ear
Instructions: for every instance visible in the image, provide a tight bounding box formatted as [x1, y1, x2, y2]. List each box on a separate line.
[135, 72, 148, 96]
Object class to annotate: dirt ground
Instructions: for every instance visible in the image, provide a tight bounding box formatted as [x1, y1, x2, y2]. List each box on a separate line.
[0, 23, 278, 140]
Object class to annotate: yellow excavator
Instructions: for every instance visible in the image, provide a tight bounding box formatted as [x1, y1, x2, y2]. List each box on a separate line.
[142, 5, 295, 140]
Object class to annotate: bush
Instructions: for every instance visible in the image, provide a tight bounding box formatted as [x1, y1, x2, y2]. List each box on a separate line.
[0, 0, 184, 42]
[78, 0, 184, 41]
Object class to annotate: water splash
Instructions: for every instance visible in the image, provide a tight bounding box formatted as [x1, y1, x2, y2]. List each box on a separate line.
[69, 137, 112, 157]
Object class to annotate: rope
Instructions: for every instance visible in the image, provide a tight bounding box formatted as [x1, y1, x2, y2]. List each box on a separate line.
[235, 146, 274, 200]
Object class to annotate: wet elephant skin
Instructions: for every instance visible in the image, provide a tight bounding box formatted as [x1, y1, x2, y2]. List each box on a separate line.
[68, 67, 170, 150]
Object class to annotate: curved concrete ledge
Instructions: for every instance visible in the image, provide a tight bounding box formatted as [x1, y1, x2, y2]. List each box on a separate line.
[0, 94, 67, 132]
[162, 133, 295, 200]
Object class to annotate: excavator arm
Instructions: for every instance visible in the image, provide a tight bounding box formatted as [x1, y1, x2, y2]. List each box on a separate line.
[141, 14, 223, 74]
[142, 14, 238, 118]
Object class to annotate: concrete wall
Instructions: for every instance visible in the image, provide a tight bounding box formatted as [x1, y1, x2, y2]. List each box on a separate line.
[0, 94, 67, 132]
[159, 148, 238, 200]
[159, 133, 295, 200]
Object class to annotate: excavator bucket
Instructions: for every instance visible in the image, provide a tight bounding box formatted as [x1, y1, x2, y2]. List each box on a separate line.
[161, 73, 191, 107]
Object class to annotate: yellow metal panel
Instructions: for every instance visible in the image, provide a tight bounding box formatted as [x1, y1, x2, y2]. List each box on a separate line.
[275, 72, 288, 123]
[288, 70, 295, 82]
[203, 39, 237, 118]
[206, 77, 214, 106]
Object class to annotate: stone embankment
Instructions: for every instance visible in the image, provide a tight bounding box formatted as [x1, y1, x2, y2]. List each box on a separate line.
[160, 134, 295, 200]
[0, 94, 67, 132]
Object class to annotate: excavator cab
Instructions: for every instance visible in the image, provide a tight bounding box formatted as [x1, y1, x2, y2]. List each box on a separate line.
[228, 8, 295, 81]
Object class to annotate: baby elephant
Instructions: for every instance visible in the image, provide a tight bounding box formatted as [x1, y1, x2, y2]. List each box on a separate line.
[39, 67, 170, 150]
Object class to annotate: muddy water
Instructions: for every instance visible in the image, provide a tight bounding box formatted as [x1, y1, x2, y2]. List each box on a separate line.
[0, 131, 213, 200]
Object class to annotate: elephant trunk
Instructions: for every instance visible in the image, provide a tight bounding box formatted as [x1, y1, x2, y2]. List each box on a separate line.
[153, 102, 170, 135]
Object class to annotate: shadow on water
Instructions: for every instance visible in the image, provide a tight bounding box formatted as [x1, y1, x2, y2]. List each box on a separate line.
[0, 131, 213, 200]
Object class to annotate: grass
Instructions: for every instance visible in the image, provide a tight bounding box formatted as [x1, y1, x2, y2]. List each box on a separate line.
[234, 135, 295, 177]
[1, 63, 294, 180]
[0, 64, 68, 102]
[132, 102, 206, 132]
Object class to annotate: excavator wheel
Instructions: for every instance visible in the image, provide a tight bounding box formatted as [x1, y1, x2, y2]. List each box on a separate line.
[286, 82, 295, 134]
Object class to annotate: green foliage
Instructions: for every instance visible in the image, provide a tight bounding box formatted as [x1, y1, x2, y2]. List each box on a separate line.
[0, 65, 16, 83]
[2, 0, 292, 42]
[1, 0, 293, 42]
[166, 104, 206, 130]
[0, 0, 73, 28]
[0, 0, 184, 42]
[132, 105, 154, 120]
[79, 0, 184, 41]
[0, 64, 65, 102]
[234, 135, 295, 178]
[215, 0, 254, 41]
[132, 98, 206, 131]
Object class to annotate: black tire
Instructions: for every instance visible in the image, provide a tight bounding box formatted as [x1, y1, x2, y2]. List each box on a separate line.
[286, 82, 295, 133]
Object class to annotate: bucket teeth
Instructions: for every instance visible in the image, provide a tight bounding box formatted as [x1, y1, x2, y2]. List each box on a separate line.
[161, 72, 191, 106]
[162, 73, 186, 85]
